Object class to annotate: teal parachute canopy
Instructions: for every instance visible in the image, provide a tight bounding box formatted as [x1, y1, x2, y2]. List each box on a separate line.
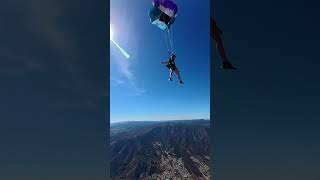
[148, 0, 177, 54]
[148, 6, 176, 30]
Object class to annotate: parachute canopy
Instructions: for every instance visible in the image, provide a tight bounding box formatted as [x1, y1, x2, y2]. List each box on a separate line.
[149, 0, 178, 30]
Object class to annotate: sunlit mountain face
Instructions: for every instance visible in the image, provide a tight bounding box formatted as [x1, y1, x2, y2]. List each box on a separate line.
[110, 120, 210, 180]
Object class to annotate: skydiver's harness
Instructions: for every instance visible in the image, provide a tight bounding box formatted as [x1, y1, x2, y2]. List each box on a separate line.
[166, 58, 177, 71]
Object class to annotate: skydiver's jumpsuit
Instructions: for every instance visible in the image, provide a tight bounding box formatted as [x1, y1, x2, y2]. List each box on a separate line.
[162, 57, 182, 82]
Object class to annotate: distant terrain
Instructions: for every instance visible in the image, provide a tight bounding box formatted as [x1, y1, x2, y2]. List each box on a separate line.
[110, 120, 210, 180]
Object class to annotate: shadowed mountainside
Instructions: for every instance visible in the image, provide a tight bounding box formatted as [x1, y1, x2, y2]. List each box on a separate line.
[110, 120, 210, 180]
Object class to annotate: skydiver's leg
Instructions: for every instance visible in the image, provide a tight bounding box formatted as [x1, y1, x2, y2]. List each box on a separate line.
[211, 18, 228, 63]
[174, 69, 183, 84]
[174, 70, 181, 80]
[169, 69, 173, 81]
[215, 36, 237, 69]
[211, 19, 237, 70]
[215, 35, 229, 63]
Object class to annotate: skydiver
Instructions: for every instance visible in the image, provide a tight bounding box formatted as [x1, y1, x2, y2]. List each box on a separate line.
[211, 17, 237, 70]
[160, 54, 184, 84]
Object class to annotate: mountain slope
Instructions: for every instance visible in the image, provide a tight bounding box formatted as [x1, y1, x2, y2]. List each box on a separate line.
[110, 120, 210, 180]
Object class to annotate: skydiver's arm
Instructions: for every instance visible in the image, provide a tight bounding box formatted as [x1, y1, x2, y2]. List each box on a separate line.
[160, 61, 168, 64]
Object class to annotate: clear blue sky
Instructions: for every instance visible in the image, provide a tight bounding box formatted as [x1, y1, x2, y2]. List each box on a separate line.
[110, 0, 210, 122]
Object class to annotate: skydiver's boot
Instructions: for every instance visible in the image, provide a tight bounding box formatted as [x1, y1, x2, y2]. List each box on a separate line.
[179, 80, 184, 84]
[169, 77, 172, 81]
[221, 61, 237, 70]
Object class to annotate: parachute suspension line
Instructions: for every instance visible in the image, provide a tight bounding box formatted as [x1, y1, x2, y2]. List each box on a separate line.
[160, 11, 171, 54]
[169, 26, 174, 52]
[166, 27, 174, 54]
[170, 26, 173, 50]
[162, 30, 170, 54]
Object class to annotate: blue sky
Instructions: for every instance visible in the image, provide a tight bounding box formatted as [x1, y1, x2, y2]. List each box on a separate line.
[110, 0, 210, 122]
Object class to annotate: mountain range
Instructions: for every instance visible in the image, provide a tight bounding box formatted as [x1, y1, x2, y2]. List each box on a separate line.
[110, 120, 211, 180]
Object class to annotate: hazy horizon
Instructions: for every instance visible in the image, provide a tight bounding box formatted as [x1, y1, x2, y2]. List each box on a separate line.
[110, 118, 210, 124]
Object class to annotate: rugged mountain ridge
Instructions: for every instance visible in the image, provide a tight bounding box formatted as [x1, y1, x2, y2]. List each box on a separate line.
[110, 120, 210, 180]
